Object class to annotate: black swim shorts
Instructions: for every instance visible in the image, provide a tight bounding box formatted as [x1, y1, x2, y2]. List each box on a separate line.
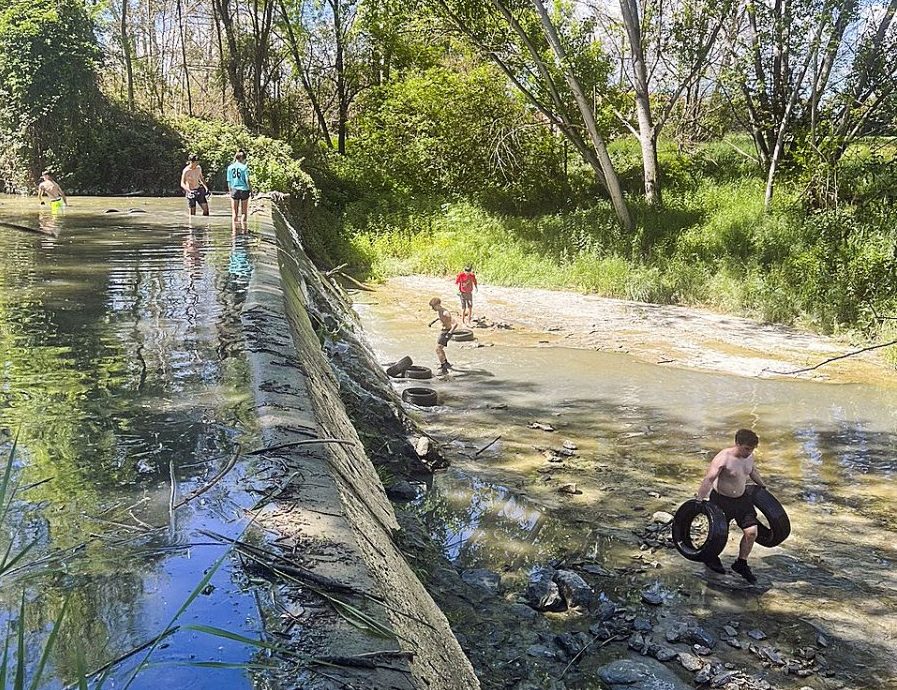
[437, 330, 452, 347]
[186, 187, 208, 207]
[710, 490, 759, 529]
[230, 189, 250, 201]
[459, 292, 473, 309]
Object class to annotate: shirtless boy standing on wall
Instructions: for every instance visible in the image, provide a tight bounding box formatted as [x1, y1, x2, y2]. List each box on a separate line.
[428, 297, 457, 374]
[181, 154, 210, 216]
[37, 171, 68, 209]
[696, 428, 767, 583]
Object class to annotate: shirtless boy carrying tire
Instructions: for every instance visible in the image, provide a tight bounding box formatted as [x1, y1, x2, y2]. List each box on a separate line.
[695, 428, 768, 584]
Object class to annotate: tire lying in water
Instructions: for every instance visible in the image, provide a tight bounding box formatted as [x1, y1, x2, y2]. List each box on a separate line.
[403, 365, 433, 380]
[747, 485, 790, 547]
[402, 387, 439, 407]
[451, 329, 475, 342]
[385, 356, 413, 378]
[672, 499, 729, 562]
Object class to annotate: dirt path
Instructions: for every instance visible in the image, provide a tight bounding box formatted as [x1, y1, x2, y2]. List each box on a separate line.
[387, 275, 897, 385]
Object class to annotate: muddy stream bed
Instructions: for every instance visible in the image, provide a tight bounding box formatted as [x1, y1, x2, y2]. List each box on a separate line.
[356, 279, 897, 690]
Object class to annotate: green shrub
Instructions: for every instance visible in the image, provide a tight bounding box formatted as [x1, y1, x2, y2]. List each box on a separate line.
[174, 117, 316, 200]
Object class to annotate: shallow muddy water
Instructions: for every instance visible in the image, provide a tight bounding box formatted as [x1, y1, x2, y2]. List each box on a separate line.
[0, 197, 262, 688]
[357, 286, 897, 689]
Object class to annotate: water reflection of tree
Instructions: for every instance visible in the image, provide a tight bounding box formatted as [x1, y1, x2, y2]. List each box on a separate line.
[0, 219, 256, 684]
[420, 474, 589, 572]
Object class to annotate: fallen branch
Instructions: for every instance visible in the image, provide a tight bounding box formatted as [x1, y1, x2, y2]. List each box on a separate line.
[764, 339, 897, 375]
[337, 271, 375, 292]
[558, 633, 627, 679]
[62, 626, 180, 689]
[173, 446, 241, 509]
[474, 435, 502, 457]
[247, 438, 356, 455]
[325, 263, 349, 278]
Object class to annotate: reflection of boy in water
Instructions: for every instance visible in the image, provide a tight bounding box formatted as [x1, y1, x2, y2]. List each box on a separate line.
[695, 428, 768, 584]
[228, 227, 252, 283]
[428, 297, 457, 374]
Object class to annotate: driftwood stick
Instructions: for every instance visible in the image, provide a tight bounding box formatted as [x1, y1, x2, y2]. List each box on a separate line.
[247, 438, 356, 456]
[325, 262, 349, 278]
[765, 339, 897, 375]
[336, 271, 375, 292]
[558, 633, 627, 679]
[173, 446, 241, 509]
[474, 435, 502, 457]
[61, 627, 180, 689]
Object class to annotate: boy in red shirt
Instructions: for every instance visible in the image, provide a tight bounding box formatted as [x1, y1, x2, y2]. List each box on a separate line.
[455, 265, 478, 326]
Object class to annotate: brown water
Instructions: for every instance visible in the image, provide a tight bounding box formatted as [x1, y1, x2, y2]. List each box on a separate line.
[357, 286, 897, 689]
[0, 196, 262, 688]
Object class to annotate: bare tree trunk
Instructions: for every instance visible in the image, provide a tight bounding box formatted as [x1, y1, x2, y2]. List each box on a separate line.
[619, 0, 661, 205]
[531, 0, 632, 230]
[121, 0, 135, 109]
[213, 0, 255, 128]
[330, 0, 349, 154]
[176, 0, 193, 116]
[279, 0, 334, 148]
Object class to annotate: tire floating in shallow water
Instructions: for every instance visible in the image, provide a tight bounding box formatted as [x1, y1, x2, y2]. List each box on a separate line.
[385, 356, 413, 378]
[746, 485, 790, 547]
[402, 387, 439, 407]
[451, 329, 475, 342]
[403, 365, 433, 380]
[671, 499, 729, 562]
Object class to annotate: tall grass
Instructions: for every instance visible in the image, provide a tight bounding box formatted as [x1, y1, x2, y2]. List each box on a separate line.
[326, 163, 897, 336]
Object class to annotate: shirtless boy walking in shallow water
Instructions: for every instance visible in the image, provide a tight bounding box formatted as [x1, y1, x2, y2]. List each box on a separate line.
[180, 154, 210, 216]
[696, 428, 767, 583]
[428, 297, 457, 374]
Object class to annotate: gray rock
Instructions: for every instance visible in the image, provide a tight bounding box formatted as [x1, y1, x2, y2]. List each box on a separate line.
[641, 584, 664, 606]
[555, 632, 588, 658]
[553, 569, 594, 609]
[694, 668, 712, 684]
[525, 568, 565, 612]
[461, 568, 501, 594]
[678, 652, 704, 672]
[581, 563, 613, 577]
[724, 637, 743, 649]
[748, 628, 768, 640]
[526, 644, 557, 659]
[687, 625, 718, 649]
[693, 644, 711, 656]
[598, 658, 692, 690]
[665, 623, 687, 643]
[723, 625, 738, 637]
[509, 602, 539, 620]
[651, 511, 674, 524]
[652, 646, 678, 662]
[633, 617, 653, 632]
[628, 633, 646, 652]
[385, 480, 418, 501]
[595, 600, 617, 621]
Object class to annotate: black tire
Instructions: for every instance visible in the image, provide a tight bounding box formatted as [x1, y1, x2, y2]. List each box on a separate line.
[747, 485, 791, 547]
[451, 329, 474, 342]
[403, 365, 433, 380]
[672, 499, 729, 562]
[386, 356, 413, 378]
[402, 387, 439, 407]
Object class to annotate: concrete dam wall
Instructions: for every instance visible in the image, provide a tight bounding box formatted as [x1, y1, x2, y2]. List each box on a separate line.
[240, 201, 478, 689]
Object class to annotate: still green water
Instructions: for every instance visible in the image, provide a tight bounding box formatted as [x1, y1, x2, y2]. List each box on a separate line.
[0, 197, 262, 688]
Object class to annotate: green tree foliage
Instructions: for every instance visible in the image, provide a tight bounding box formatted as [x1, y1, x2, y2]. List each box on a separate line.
[176, 117, 317, 198]
[0, 0, 102, 191]
[345, 64, 567, 212]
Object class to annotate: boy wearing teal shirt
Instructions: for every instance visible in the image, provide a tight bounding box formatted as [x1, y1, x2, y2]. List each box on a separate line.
[226, 150, 251, 222]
